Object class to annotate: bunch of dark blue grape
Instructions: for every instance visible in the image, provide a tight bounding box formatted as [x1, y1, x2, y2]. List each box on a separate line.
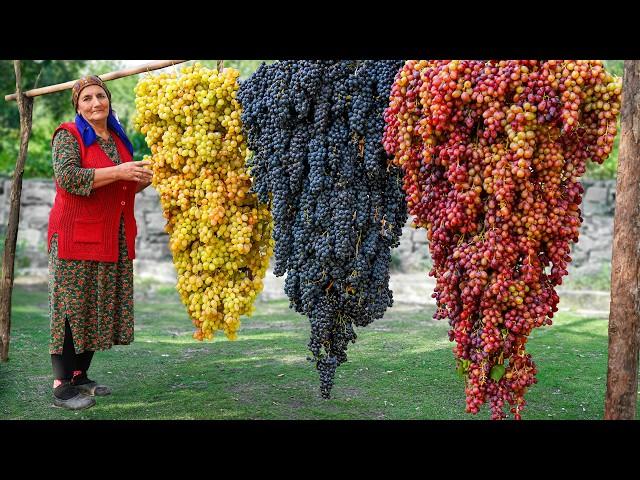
[238, 60, 407, 398]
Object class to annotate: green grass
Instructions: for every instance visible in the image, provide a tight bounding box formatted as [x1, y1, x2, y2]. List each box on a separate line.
[1, 282, 635, 420]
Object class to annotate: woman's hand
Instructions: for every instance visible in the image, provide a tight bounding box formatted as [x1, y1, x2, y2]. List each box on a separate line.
[136, 176, 153, 193]
[92, 161, 154, 190]
[115, 160, 153, 183]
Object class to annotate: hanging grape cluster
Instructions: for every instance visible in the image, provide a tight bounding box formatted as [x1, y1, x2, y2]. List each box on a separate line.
[134, 63, 274, 341]
[239, 60, 407, 397]
[383, 60, 621, 419]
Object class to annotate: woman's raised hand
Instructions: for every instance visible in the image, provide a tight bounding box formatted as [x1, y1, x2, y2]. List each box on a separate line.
[115, 160, 153, 183]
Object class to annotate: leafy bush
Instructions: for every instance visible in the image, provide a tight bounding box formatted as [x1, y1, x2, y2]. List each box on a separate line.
[0, 112, 57, 179]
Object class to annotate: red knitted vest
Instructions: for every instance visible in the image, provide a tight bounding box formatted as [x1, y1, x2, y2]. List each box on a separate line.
[47, 122, 137, 262]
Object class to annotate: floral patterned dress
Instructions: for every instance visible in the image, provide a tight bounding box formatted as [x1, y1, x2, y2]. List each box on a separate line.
[48, 129, 134, 355]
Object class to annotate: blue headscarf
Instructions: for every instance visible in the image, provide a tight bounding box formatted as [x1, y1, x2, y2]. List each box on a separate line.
[75, 108, 134, 157]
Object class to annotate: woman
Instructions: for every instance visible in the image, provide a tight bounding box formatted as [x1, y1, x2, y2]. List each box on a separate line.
[47, 75, 153, 410]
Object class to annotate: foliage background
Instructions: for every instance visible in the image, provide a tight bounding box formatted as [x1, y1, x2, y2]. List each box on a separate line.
[0, 59, 623, 179]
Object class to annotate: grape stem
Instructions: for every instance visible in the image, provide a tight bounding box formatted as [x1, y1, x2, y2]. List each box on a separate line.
[325, 280, 334, 293]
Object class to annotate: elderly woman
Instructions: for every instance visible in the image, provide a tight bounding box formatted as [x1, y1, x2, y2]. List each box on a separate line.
[47, 75, 153, 410]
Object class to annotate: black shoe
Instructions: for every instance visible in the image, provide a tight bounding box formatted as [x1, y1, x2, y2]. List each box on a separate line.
[53, 382, 96, 410]
[71, 373, 111, 396]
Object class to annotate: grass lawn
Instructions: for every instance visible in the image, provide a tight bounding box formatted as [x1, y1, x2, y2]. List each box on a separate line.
[1, 281, 635, 420]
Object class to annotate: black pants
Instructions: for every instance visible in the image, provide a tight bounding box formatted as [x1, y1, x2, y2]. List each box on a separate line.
[51, 320, 94, 380]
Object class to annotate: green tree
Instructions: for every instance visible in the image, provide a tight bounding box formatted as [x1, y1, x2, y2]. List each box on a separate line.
[1, 60, 89, 178]
[0, 60, 88, 130]
[604, 60, 623, 78]
[0, 60, 152, 176]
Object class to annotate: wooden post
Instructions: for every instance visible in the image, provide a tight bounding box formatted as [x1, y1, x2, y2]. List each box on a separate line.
[604, 60, 640, 419]
[217, 60, 224, 73]
[0, 61, 34, 362]
[1, 60, 190, 363]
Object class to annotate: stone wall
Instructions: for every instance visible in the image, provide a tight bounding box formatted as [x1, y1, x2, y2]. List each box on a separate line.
[0, 178, 616, 282]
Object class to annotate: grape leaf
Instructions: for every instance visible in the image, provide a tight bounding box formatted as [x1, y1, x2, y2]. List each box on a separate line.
[490, 364, 506, 382]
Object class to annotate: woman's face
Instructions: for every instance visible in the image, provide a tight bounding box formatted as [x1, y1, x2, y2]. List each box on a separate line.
[77, 85, 110, 123]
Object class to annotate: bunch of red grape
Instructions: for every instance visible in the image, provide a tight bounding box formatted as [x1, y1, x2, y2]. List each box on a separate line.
[383, 60, 621, 419]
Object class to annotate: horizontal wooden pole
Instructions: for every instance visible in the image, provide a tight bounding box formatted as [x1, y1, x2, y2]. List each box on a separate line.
[4, 60, 189, 102]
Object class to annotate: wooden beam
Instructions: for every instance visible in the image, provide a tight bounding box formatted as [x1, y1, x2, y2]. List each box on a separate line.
[0, 61, 34, 362]
[4, 60, 188, 102]
[604, 60, 640, 419]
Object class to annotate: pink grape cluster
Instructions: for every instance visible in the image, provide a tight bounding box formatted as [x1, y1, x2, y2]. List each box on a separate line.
[383, 60, 621, 419]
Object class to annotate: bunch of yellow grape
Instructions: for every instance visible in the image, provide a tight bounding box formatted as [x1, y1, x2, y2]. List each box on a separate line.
[134, 62, 274, 341]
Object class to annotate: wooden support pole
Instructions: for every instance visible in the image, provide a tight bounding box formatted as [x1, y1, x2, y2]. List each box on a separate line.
[0, 61, 34, 362]
[4, 60, 188, 102]
[217, 60, 224, 73]
[1, 59, 190, 362]
[604, 60, 640, 419]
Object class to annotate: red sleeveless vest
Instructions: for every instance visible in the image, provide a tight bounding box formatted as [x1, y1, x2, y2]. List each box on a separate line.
[48, 122, 137, 262]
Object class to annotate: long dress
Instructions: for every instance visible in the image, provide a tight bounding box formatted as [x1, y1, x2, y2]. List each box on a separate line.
[48, 128, 134, 355]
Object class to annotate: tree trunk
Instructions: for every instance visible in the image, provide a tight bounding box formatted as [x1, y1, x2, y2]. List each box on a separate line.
[0, 60, 34, 362]
[604, 60, 640, 419]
